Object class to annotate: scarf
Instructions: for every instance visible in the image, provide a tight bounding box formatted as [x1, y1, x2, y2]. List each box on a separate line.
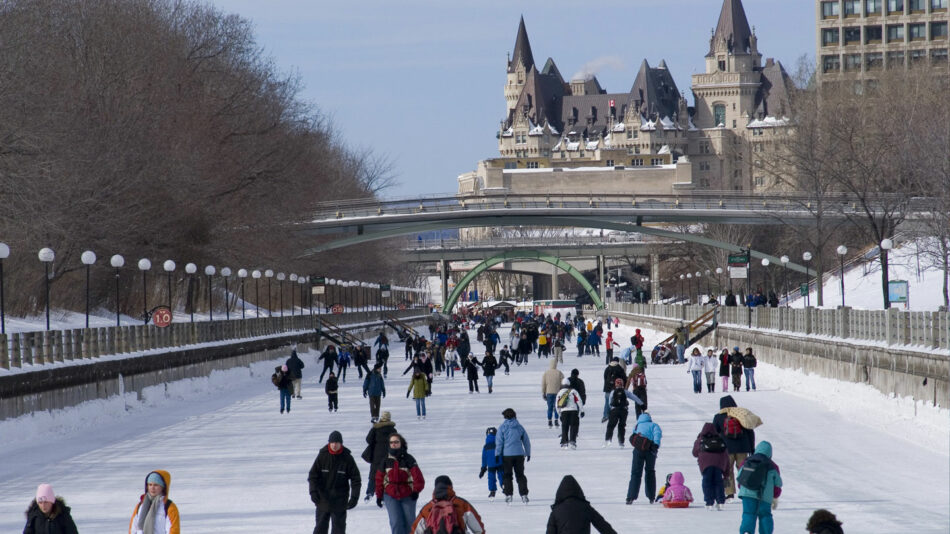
[137, 493, 163, 534]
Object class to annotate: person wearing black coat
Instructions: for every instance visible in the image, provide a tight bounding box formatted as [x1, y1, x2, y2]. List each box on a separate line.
[545, 475, 616, 534]
[601, 359, 626, 422]
[319, 346, 338, 383]
[724, 290, 737, 307]
[463, 355, 482, 393]
[23, 484, 78, 534]
[712, 395, 756, 501]
[481, 353, 498, 393]
[353, 346, 370, 379]
[285, 348, 306, 399]
[308, 430, 361, 534]
[516, 333, 533, 365]
[568, 368, 587, 405]
[362, 412, 397, 501]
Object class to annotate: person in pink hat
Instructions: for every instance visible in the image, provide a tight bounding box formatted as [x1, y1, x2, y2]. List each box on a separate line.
[24, 483, 78, 533]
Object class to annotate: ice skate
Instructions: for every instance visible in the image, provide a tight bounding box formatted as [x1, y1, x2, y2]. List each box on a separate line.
[570, 442, 576, 450]
[716, 503, 723, 510]
[505, 495, 512, 505]
[488, 491, 495, 502]
[521, 495, 529, 505]
[602, 441, 609, 448]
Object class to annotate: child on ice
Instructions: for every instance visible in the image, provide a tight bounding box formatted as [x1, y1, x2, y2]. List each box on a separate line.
[661, 472, 694, 508]
[479, 427, 504, 500]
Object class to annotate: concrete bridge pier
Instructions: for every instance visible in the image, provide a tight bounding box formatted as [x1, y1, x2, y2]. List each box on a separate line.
[651, 254, 660, 303]
[439, 259, 448, 307]
[552, 262, 559, 299]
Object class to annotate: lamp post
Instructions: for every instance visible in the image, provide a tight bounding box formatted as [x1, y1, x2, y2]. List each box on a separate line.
[163, 260, 176, 309]
[0, 242, 7, 335]
[780, 255, 789, 306]
[220, 267, 232, 320]
[687, 273, 693, 304]
[252, 270, 262, 317]
[38, 247, 55, 330]
[715, 267, 723, 303]
[802, 252, 812, 307]
[138, 259, 151, 324]
[695, 271, 702, 303]
[880, 238, 893, 309]
[204, 265, 215, 321]
[290, 274, 298, 316]
[185, 263, 197, 323]
[277, 272, 286, 317]
[111, 254, 125, 326]
[760, 258, 770, 302]
[265, 269, 274, 316]
[237, 269, 248, 319]
[679, 274, 685, 302]
[81, 251, 96, 329]
[704, 269, 711, 299]
[836, 245, 848, 307]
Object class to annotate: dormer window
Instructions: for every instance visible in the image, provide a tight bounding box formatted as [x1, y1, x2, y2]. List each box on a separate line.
[718, 59, 726, 71]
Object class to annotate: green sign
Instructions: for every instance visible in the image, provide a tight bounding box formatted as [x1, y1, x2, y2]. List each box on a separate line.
[800, 283, 809, 296]
[728, 253, 749, 266]
[310, 276, 325, 285]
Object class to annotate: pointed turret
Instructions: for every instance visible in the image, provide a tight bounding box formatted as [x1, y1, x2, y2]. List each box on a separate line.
[707, 0, 753, 57]
[508, 16, 535, 73]
[630, 59, 681, 120]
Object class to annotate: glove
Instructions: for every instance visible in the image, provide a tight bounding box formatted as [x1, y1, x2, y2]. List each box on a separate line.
[406, 392, 410, 398]
[346, 497, 358, 510]
[580, 412, 585, 418]
[383, 393, 386, 398]
[411, 492, 419, 500]
[479, 467, 487, 479]
[526, 456, 530, 462]
[771, 499, 779, 510]
[363, 393, 368, 398]
[376, 498, 384, 508]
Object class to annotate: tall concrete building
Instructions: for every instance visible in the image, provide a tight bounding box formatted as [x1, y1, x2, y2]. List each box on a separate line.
[459, 0, 794, 197]
[816, 0, 949, 84]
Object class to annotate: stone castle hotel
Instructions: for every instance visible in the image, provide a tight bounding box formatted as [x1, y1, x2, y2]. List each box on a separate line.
[458, 0, 794, 196]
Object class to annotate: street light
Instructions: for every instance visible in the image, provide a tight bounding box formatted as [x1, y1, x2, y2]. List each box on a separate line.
[290, 274, 298, 316]
[252, 269, 262, 317]
[695, 271, 702, 302]
[686, 273, 693, 304]
[204, 265, 216, 321]
[704, 269, 711, 299]
[760, 258, 770, 298]
[265, 269, 274, 317]
[81, 251, 96, 329]
[780, 255, 790, 306]
[111, 254, 126, 326]
[802, 252, 813, 307]
[185, 263, 197, 323]
[277, 272, 286, 317]
[237, 269, 248, 319]
[163, 260, 176, 310]
[38, 247, 55, 331]
[836, 245, 848, 307]
[0, 242, 7, 335]
[138, 259, 151, 324]
[715, 267, 723, 303]
[881, 239, 893, 309]
[679, 274, 685, 302]
[220, 267, 232, 320]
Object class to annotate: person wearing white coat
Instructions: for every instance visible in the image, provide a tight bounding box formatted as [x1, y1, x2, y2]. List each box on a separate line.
[685, 348, 708, 394]
[555, 379, 584, 450]
[704, 348, 719, 393]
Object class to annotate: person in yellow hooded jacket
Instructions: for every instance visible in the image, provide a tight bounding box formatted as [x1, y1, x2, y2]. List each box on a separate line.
[129, 470, 179, 534]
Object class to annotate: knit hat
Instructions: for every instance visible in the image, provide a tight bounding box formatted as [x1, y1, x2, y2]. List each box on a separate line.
[35, 484, 55, 504]
[328, 430, 343, 443]
[281, 364, 288, 372]
[570, 368, 579, 377]
[434, 475, 453, 487]
[733, 346, 740, 351]
[378, 411, 391, 423]
[146, 472, 166, 488]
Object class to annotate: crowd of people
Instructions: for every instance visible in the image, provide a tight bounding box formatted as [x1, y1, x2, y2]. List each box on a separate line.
[22, 307, 844, 534]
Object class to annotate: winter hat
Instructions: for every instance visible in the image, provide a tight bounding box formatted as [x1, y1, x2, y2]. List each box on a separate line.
[733, 346, 740, 351]
[561, 378, 571, 387]
[502, 408, 517, 419]
[35, 484, 55, 504]
[328, 430, 343, 444]
[570, 368, 579, 377]
[434, 475, 453, 487]
[378, 411, 391, 423]
[146, 472, 166, 488]
[719, 395, 737, 409]
[486, 426, 497, 435]
[806, 509, 844, 534]
[281, 364, 288, 372]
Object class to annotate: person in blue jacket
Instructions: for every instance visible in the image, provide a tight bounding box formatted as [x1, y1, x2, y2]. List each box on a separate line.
[738, 440, 783, 534]
[495, 408, 532, 505]
[362, 363, 386, 423]
[478, 426, 504, 501]
[625, 412, 663, 505]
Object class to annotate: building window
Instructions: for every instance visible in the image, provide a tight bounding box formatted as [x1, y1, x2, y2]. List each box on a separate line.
[887, 0, 904, 12]
[887, 50, 905, 66]
[845, 53, 863, 70]
[933, 22, 949, 40]
[633, 130, 639, 139]
[910, 48, 927, 63]
[626, 130, 632, 139]
[822, 1, 841, 18]
[527, 161, 539, 169]
[844, 27, 862, 43]
[631, 158, 643, 166]
[718, 59, 726, 71]
[713, 104, 726, 127]
[865, 25, 883, 43]
[866, 0, 883, 13]
[699, 161, 710, 171]
[605, 160, 614, 167]
[754, 176, 765, 187]
[732, 119, 737, 128]
[908, 0, 925, 11]
[504, 162, 517, 169]
[651, 158, 663, 166]
[822, 28, 840, 46]
[909, 23, 927, 40]
[932, 48, 949, 63]
[579, 151, 585, 157]
[934, 0, 948, 10]
[844, 0, 862, 15]
[634, 146, 641, 154]
[823, 54, 842, 72]
[866, 52, 884, 69]
[887, 24, 905, 42]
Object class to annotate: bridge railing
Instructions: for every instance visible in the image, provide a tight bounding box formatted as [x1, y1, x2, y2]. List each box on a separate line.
[612, 302, 948, 351]
[0, 309, 426, 370]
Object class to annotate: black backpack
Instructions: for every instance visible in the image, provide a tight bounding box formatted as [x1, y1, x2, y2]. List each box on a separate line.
[700, 434, 726, 453]
[737, 454, 772, 491]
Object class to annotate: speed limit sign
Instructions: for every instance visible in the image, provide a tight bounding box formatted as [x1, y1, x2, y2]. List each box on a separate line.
[152, 306, 173, 327]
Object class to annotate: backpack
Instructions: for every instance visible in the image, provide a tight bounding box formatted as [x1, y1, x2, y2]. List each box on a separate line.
[723, 416, 744, 439]
[737, 454, 772, 491]
[423, 499, 459, 534]
[700, 433, 726, 453]
[557, 390, 572, 408]
[629, 433, 654, 452]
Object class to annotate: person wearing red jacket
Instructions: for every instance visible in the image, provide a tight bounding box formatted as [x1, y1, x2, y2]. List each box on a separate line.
[375, 433, 425, 534]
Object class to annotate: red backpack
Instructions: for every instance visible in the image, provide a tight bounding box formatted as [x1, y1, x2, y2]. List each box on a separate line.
[723, 416, 744, 439]
[424, 499, 459, 534]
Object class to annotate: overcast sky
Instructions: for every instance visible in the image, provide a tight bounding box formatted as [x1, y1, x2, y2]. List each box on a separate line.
[213, 0, 814, 197]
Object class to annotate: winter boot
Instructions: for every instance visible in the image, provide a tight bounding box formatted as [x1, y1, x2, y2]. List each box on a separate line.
[548, 420, 553, 428]
[488, 385, 493, 394]
[554, 419, 560, 427]
[488, 491, 495, 501]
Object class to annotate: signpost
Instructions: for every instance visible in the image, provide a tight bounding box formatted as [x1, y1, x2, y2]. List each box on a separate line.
[330, 303, 344, 314]
[888, 280, 909, 308]
[151, 306, 172, 328]
[800, 283, 809, 297]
